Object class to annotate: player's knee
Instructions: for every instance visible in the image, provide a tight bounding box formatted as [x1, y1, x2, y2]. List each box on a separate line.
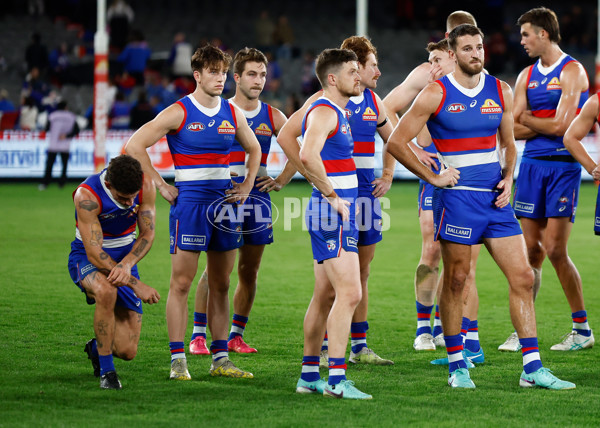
[115, 343, 138, 361]
[526, 243, 545, 265]
[422, 243, 441, 264]
[238, 263, 259, 287]
[545, 243, 568, 265]
[93, 282, 118, 305]
[446, 271, 468, 293]
[170, 276, 194, 295]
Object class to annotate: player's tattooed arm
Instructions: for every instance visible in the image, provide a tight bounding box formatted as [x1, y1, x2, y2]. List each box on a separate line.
[79, 199, 99, 211]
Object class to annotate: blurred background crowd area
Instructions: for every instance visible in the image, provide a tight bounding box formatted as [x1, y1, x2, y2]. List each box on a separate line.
[0, 0, 597, 131]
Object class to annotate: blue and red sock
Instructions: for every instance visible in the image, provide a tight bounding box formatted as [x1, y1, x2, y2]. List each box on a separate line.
[191, 312, 207, 341]
[416, 301, 433, 336]
[460, 317, 470, 343]
[300, 356, 320, 382]
[432, 305, 443, 337]
[210, 340, 228, 363]
[169, 341, 185, 363]
[519, 337, 542, 374]
[228, 314, 248, 341]
[350, 321, 368, 354]
[465, 319, 480, 352]
[572, 310, 591, 336]
[321, 333, 328, 351]
[328, 357, 347, 386]
[445, 334, 466, 373]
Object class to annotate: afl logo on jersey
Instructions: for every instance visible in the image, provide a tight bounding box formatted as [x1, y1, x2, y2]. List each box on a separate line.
[186, 122, 205, 131]
[255, 123, 273, 137]
[480, 99, 502, 114]
[547, 77, 561, 90]
[218, 120, 236, 134]
[446, 103, 466, 113]
[528, 81, 539, 89]
[362, 107, 377, 121]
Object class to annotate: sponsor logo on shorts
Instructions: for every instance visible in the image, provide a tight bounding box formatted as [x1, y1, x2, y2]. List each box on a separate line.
[255, 123, 273, 137]
[514, 201, 534, 213]
[362, 107, 377, 121]
[559, 206, 566, 212]
[346, 236, 358, 248]
[186, 122, 205, 131]
[81, 264, 96, 275]
[559, 196, 569, 203]
[170, 235, 174, 247]
[424, 196, 432, 206]
[326, 239, 337, 251]
[218, 120, 236, 134]
[446, 103, 466, 113]
[182, 235, 206, 246]
[480, 99, 502, 114]
[207, 194, 279, 234]
[546, 77, 561, 90]
[595, 217, 600, 227]
[445, 224, 472, 239]
[528, 81, 539, 89]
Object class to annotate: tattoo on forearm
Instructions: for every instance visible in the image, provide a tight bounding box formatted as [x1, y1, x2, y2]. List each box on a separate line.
[79, 200, 99, 211]
[97, 320, 108, 336]
[137, 313, 142, 324]
[90, 222, 103, 247]
[128, 277, 138, 285]
[132, 239, 148, 257]
[99, 252, 109, 260]
[140, 210, 155, 231]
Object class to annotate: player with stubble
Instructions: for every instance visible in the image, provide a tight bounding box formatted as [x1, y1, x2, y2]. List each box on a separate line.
[386, 24, 575, 390]
[126, 45, 261, 381]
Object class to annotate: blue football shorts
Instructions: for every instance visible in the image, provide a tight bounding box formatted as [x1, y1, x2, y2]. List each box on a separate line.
[169, 200, 243, 253]
[433, 188, 522, 245]
[305, 195, 359, 262]
[356, 190, 383, 246]
[68, 243, 143, 314]
[418, 181, 434, 214]
[513, 158, 581, 222]
[239, 190, 274, 246]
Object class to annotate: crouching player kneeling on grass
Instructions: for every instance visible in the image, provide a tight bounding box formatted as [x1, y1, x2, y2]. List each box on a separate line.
[386, 24, 575, 390]
[68, 155, 160, 390]
[295, 48, 372, 400]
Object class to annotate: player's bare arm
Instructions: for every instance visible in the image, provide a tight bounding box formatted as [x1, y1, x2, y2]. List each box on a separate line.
[255, 107, 292, 192]
[300, 105, 351, 221]
[564, 94, 600, 175]
[372, 92, 395, 197]
[107, 175, 157, 285]
[520, 62, 588, 136]
[125, 104, 185, 204]
[387, 83, 459, 187]
[383, 62, 431, 129]
[276, 92, 321, 179]
[512, 66, 538, 140]
[495, 81, 518, 209]
[227, 104, 261, 204]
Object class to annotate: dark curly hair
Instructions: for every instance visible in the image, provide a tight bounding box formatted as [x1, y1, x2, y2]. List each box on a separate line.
[105, 155, 143, 194]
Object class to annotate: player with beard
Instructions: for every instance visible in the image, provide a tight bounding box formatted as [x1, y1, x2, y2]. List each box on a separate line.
[386, 24, 575, 390]
[188, 47, 291, 356]
[277, 36, 395, 368]
[383, 12, 484, 357]
[499, 7, 593, 353]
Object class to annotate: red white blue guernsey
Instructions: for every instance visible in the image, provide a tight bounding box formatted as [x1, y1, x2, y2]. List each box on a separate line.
[72, 169, 142, 250]
[524, 54, 588, 159]
[428, 73, 504, 191]
[167, 95, 237, 203]
[228, 100, 274, 182]
[302, 97, 358, 200]
[345, 88, 378, 193]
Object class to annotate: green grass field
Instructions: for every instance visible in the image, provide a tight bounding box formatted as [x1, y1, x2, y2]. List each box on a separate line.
[1, 181, 598, 427]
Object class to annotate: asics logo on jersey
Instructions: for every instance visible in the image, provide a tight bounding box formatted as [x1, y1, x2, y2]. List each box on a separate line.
[541, 77, 547, 84]
[470, 100, 478, 107]
[208, 119, 215, 127]
[247, 120, 253, 127]
[355, 106, 361, 114]
[446, 103, 466, 113]
[186, 122, 205, 131]
[528, 81, 539, 89]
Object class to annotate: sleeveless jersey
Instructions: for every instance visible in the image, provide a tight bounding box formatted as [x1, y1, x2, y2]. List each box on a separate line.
[524, 54, 589, 158]
[302, 97, 358, 200]
[228, 100, 275, 183]
[167, 95, 237, 203]
[72, 169, 142, 249]
[428, 73, 503, 190]
[345, 88, 379, 191]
